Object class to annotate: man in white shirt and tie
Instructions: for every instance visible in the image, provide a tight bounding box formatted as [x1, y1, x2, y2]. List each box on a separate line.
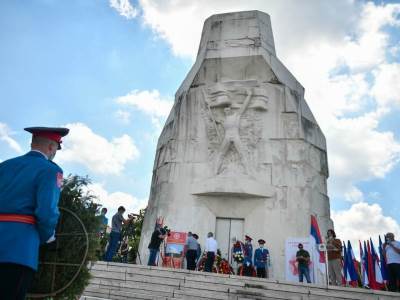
[204, 232, 218, 272]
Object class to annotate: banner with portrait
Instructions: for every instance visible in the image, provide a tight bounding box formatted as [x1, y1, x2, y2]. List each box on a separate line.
[285, 238, 315, 283]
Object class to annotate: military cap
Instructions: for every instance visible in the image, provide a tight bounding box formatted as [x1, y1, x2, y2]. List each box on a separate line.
[258, 239, 266, 244]
[24, 126, 69, 149]
[245, 235, 253, 241]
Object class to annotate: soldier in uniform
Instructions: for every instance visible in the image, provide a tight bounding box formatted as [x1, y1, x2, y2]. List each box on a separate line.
[243, 235, 253, 262]
[254, 239, 269, 278]
[0, 126, 69, 299]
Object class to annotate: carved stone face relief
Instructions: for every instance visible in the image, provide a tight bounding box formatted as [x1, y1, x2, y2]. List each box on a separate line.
[200, 80, 268, 178]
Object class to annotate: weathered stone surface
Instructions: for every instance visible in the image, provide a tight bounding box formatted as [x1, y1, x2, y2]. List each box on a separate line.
[138, 10, 333, 282]
[82, 262, 400, 300]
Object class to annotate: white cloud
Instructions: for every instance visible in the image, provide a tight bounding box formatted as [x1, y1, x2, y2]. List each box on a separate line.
[87, 182, 148, 223]
[135, 1, 400, 202]
[115, 109, 131, 124]
[56, 123, 139, 175]
[109, 0, 138, 19]
[115, 89, 173, 132]
[327, 112, 400, 199]
[115, 89, 173, 118]
[371, 63, 400, 108]
[0, 123, 23, 154]
[343, 186, 364, 203]
[332, 202, 400, 256]
[139, 0, 359, 59]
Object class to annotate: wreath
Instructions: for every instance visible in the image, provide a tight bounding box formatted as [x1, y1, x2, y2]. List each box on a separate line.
[232, 241, 245, 263]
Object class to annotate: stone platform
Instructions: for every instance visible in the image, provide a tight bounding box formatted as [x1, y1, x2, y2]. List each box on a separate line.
[81, 262, 398, 300]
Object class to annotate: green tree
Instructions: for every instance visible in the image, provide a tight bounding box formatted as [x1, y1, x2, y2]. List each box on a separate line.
[28, 175, 101, 299]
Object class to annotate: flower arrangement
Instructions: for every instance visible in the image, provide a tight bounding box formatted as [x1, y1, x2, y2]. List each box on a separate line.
[217, 258, 234, 274]
[232, 241, 245, 263]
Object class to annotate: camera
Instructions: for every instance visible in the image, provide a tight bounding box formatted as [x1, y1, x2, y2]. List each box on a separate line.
[160, 225, 171, 236]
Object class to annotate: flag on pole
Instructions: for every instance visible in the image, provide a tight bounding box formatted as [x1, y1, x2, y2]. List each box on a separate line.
[310, 215, 326, 263]
[346, 240, 359, 287]
[367, 240, 377, 289]
[310, 215, 326, 283]
[370, 238, 384, 289]
[360, 240, 369, 287]
[343, 242, 349, 285]
[378, 235, 388, 282]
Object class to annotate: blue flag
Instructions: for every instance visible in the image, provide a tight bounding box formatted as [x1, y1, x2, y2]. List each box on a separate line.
[378, 236, 388, 281]
[343, 241, 349, 282]
[363, 241, 369, 283]
[347, 240, 359, 282]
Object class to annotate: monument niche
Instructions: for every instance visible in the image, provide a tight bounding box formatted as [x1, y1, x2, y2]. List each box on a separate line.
[138, 11, 332, 281]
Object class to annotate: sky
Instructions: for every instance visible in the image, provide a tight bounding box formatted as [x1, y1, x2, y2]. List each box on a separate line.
[1, 0, 400, 251]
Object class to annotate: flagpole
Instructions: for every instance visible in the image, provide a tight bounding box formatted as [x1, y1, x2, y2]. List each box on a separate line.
[325, 246, 329, 288]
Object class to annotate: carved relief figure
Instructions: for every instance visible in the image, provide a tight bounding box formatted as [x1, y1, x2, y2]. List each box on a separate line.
[202, 87, 254, 176]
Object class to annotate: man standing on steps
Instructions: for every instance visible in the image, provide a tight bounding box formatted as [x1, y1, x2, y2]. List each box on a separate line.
[147, 226, 167, 266]
[204, 232, 218, 272]
[104, 206, 133, 262]
[0, 126, 69, 299]
[326, 229, 342, 286]
[185, 232, 199, 270]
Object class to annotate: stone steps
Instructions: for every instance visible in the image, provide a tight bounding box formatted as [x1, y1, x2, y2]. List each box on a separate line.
[81, 262, 398, 300]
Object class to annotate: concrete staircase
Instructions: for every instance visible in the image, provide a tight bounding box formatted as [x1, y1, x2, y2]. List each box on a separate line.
[81, 262, 398, 300]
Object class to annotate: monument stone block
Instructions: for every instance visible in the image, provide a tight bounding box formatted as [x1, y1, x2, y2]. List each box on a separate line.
[138, 10, 333, 281]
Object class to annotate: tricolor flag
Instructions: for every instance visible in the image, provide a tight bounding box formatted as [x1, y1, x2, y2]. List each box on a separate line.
[346, 240, 359, 287]
[360, 240, 369, 287]
[378, 235, 388, 282]
[310, 215, 326, 282]
[343, 242, 349, 285]
[367, 240, 377, 289]
[310, 215, 326, 264]
[370, 238, 384, 289]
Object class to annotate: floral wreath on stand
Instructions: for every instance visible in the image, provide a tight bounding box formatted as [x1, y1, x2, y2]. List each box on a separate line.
[232, 240, 245, 263]
[215, 251, 234, 274]
[196, 250, 234, 274]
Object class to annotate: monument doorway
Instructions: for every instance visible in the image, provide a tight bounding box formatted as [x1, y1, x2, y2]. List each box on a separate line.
[215, 217, 244, 263]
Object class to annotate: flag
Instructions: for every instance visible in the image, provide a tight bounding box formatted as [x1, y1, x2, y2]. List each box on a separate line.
[367, 240, 377, 289]
[378, 235, 389, 281]
[370, 238, 384, 289]
[342, 242, 349, 285]
[310, 215, 326, 263]
[346, 240, 359, 287]
[360, 240, 369, 287]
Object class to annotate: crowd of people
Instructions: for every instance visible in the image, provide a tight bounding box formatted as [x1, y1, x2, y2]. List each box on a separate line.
[144, 226, 400, 292]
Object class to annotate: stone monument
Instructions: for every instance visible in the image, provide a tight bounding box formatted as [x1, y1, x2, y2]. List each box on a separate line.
[138, 10, 332, 280]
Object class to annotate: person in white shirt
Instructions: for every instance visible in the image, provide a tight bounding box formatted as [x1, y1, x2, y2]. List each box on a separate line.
[383, 232, 400, 292]
[204, 232, 218, 272]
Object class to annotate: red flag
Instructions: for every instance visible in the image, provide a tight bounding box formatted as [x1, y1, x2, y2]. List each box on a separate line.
[310, 215, 326, 263]
[367, 240, 377, 289]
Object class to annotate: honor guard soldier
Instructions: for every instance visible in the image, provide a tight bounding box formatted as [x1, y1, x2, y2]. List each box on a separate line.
[0, 126, 69, 299]
[254, 239, 269, 278]
[243, 235, 253, 261]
